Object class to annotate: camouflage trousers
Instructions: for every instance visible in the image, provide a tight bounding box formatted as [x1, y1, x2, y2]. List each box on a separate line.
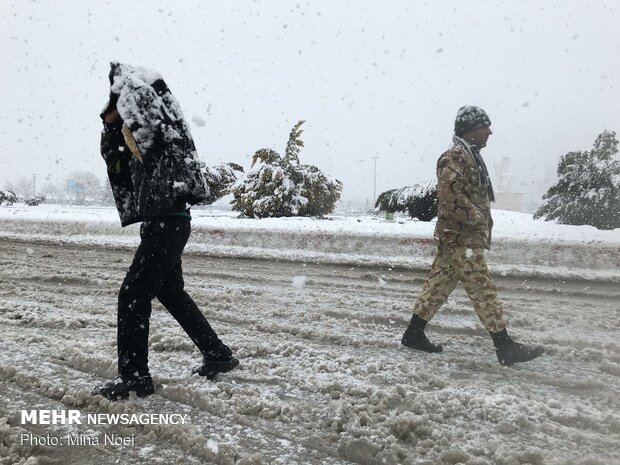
[413, 246, 507, 333]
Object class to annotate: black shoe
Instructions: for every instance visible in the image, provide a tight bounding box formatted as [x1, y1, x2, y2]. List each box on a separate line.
[193, 342, 239, 380]
[401, 327, 443, 353]
[92, 375, 154, 401]
[490, 330, 544, 366]
[401, 314, 443, 353]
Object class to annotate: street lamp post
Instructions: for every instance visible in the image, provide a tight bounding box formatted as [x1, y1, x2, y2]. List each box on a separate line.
[370, 156, 379, 202]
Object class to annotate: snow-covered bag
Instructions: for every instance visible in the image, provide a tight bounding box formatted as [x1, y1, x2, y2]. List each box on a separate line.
[101, 61, 209, 226]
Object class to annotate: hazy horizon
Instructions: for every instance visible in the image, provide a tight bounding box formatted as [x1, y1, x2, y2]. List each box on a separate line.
[1, 0, 618, 204]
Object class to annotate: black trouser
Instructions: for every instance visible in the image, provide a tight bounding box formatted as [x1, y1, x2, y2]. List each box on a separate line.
[117, 216, 220, 378]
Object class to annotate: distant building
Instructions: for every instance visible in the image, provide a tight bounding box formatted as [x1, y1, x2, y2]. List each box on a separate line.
[494, 192, 524, 212]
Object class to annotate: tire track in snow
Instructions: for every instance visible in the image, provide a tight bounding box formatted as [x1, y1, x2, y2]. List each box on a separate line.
[1, 238, 619, 465]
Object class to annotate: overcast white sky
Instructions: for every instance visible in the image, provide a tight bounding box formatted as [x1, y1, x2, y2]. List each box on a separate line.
[1, 0, 618, 203]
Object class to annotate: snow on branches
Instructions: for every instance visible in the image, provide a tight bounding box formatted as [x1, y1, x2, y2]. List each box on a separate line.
[0, 189, 17, 206]
[199, 162, 245, 205]
[231, 121, 343, 218]
[374, 181, 438, 221]
[25, 195, 45, 206]
[534, 130, 620, 230]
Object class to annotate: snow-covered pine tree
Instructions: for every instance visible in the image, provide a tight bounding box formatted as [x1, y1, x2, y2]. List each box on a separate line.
[374, 181, 438, 221]
[230, 121, 343, 218]
[534, 130, 620, 230]
[199, 162, 245, 204]
[284, 120, 304, 165]
[0, 189, 17, 206]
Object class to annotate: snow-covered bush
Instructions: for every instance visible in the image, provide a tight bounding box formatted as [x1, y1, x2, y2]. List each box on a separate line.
[25, 195, 45, 206]
[534, 130, 620, 230]
[200, 162, 244, 205]
[374, 181, 438, 221]
[0, 189, 17, 206]
[231, 121, 343, 218]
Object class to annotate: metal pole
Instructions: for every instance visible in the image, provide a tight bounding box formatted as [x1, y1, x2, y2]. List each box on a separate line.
[370, 156, 379, 201]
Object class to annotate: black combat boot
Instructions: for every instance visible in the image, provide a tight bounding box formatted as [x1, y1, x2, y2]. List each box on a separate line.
[193, 341, 239, 380]
[490, 329, 544, 366]
[92, 374, 155, 401]
[401, 314, 443, 353]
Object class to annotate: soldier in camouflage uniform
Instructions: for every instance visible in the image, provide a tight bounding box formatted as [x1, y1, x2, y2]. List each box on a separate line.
[401, 106, 544, 366]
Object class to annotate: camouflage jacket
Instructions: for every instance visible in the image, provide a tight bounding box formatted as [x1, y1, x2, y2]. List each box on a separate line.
[433, 136, 493, 250]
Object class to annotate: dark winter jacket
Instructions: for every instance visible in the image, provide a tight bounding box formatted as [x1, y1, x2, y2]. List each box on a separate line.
[100, 62, 209, 226]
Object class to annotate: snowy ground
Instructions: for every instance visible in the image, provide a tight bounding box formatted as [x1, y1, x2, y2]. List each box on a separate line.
[0, 204, 619, 281]
[0, 206, 619, 465]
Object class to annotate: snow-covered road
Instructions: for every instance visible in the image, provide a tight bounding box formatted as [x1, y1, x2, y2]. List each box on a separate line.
[1, 238, 618, 465]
